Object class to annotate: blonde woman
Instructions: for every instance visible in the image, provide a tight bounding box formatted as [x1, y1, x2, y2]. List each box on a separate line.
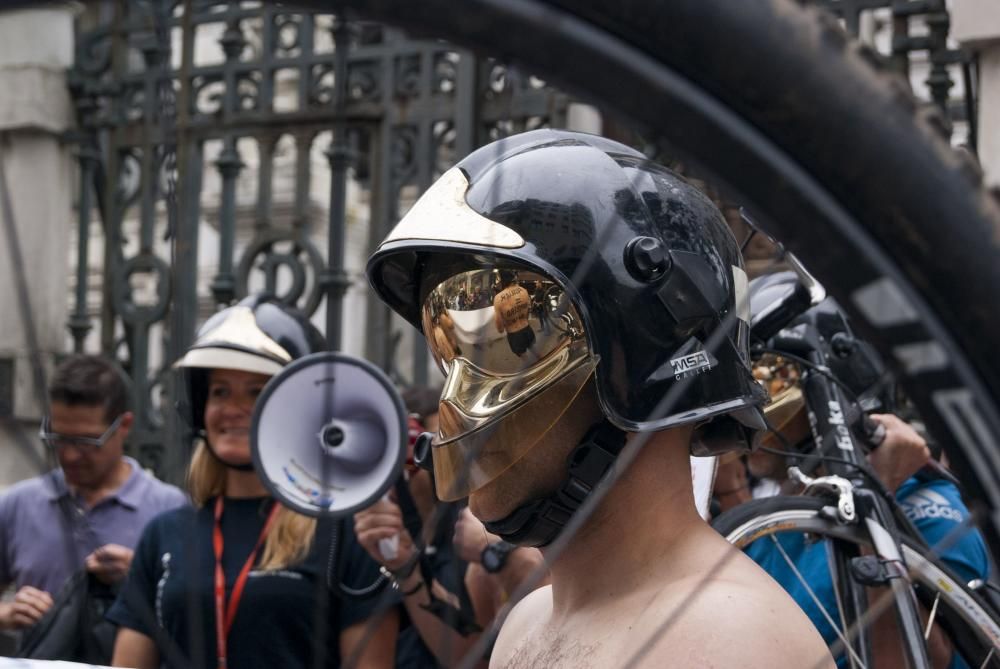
[107, 296, 398, 669]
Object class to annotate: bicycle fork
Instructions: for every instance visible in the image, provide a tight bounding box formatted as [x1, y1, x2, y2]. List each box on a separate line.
[788, 338, 932, 669]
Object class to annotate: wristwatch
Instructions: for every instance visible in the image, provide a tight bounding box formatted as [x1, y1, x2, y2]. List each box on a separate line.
[481, 540, 516, 574]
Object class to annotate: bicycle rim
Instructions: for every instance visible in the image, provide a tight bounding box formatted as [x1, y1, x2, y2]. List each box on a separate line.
[714, 496, 1000, 669]
[307, 0, 1000, 557]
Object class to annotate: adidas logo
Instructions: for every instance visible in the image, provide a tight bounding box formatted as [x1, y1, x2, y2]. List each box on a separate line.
[900, 488, 963, 523]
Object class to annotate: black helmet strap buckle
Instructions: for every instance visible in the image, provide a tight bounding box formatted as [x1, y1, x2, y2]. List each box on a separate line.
[482, 420, 627, 547]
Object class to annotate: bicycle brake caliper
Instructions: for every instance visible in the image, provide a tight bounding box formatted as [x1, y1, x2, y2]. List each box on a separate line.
[788, 466, 857, 523]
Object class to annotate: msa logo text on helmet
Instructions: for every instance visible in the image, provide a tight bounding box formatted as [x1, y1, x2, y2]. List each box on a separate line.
[670, 351, 713, 380]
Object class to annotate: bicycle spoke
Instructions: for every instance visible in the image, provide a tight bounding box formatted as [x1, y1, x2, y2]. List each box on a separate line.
[718, 503, 1000, 669]
[768, 535, 867, 669]
[924, 592, 940, 642]
[980, 646, 996, 669]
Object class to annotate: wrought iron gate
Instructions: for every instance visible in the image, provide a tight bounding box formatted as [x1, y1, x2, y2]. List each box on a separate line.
[66, 0, 569, 482]
[819, 0, 978, 148]
[64, 0, 975, 483]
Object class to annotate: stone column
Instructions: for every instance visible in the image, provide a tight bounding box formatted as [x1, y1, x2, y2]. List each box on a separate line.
[952, 1, 1000, 187]
[0, 4, 78, 488]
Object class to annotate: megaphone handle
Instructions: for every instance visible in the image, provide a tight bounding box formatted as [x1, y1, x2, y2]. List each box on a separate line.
[322, 517, 391, 600]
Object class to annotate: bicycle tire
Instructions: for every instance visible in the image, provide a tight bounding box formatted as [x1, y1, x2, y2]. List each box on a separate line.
[308, 0, 1000, 555]
[713, 496, 1000, 668]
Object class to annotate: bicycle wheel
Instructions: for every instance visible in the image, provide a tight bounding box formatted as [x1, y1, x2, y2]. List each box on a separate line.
[713, 496, 1000, 669]
[309, 0, 1000, 555]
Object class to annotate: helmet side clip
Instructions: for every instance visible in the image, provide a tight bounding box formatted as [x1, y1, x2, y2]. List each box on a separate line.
[651, 249, 728, 338]
[624, 235, 672, 282]
[624, 236, 727, 336]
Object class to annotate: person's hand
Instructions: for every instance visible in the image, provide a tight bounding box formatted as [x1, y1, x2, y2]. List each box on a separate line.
[453, 507, 498, 564]
[713, 454, 753, 512]
[0, 585, 53, 630]
[353, 493, 417, 572]
[85, 543, 134, 585]
[867, 413, 931, 492]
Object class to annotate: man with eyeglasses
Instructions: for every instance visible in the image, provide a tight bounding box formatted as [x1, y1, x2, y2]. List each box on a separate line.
[0, 354, 186, 631]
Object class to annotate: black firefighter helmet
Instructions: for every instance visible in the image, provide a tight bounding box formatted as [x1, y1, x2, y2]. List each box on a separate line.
[367, 129, 766, 501]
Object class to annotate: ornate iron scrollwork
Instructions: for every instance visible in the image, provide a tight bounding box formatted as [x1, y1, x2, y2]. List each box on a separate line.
[68, 1, 570, 480]
[816, 0, 975, 146]
[113, 254, 172, 326]
[235, 230, 325, 315]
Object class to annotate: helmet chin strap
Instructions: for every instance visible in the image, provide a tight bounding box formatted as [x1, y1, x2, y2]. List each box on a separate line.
[200, 432, 256, 472]
[481, 420, 626, 548]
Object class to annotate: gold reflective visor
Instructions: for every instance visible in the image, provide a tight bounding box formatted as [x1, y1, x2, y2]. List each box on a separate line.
[422, 268, 587, 376]
[755, 355, 811, 449]
[421, 268, 596, 500]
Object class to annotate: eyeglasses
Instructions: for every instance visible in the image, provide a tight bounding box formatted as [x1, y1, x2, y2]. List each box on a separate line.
[39, 414, 125, 452]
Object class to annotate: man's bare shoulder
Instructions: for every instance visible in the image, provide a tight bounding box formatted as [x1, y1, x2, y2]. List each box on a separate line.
[634, 556, 835, 668]
[490, 585, 552, 668]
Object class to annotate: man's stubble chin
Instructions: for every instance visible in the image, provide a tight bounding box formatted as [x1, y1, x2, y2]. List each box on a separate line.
[467, 381, 603, 523]
[467, 456, 551, 522]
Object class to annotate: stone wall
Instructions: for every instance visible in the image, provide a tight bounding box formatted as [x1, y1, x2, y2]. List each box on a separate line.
[0, 4, 78, 489]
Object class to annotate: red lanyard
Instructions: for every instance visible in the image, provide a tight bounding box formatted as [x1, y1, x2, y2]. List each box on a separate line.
[213, 497, 280, 669]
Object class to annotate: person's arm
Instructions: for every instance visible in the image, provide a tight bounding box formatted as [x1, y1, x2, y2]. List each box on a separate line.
[340, 607, 398, 669]
[490, 546, 546, 605]
[355, 499, 486, 667]
[454, 507, 548, 641]
[105, 515, 168, 659]
[713, 456, 753, 513]
[0, 586, 53, 630]
[454, 507, 548, 602]
[392, 567, 488, 668]
[0, 492, 49, 631]
[111, 627, 160, 669]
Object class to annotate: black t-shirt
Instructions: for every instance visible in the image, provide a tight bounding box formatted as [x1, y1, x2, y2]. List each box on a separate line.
[107, 497, 390, 669]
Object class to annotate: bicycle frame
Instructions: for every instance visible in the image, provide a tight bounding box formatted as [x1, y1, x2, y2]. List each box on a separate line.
[770, 322, 931, 668]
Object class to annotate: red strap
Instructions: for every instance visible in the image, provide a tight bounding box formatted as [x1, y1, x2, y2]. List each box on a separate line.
[213, 497, 280, 669]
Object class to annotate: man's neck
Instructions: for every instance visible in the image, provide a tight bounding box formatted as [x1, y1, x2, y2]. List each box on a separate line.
[544, 428, 705, 617]
[72, 458, 133, 508]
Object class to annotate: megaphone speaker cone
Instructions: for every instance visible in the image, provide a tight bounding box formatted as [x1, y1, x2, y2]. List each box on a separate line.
[317, 416, 387, 472]
[251, 352, 407, 518]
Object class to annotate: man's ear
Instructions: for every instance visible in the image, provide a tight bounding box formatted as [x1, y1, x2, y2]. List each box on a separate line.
[118, 411, 135, 437]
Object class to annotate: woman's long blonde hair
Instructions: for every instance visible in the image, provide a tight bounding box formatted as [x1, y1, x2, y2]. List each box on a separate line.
[188, 442, 316, 570]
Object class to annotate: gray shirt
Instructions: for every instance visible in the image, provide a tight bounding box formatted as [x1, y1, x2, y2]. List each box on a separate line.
[0, 456, 188, 595]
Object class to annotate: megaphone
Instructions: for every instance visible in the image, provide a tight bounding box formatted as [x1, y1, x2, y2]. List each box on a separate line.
[251, 352, 406, 517]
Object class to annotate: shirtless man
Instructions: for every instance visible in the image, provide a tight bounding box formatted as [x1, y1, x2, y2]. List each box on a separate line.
[492, 272, 535, 357]
[366, 129, 834, 668]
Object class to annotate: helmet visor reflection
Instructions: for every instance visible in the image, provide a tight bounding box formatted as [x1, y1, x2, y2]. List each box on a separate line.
[421, 268, 595, 500]
[422, 268, 586, 377]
